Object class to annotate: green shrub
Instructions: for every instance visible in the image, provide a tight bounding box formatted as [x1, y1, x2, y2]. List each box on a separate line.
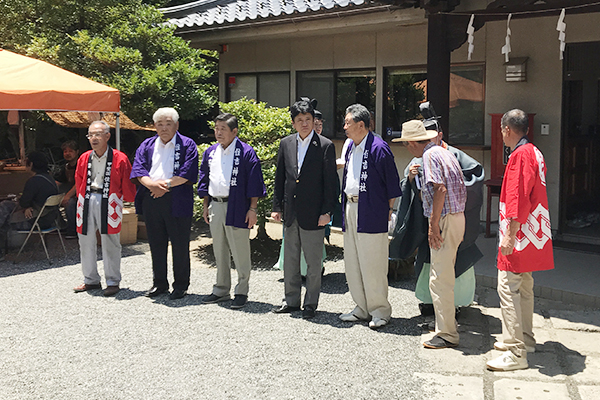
[194, 98, 292, 238]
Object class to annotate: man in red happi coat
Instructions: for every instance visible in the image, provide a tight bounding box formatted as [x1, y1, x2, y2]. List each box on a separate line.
[487, 109, 554, 371]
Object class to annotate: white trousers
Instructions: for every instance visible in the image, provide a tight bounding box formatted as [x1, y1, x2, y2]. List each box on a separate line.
[78, 193, 122, 287]
[498, 270, 535, 358]
[209, 202, 252, 297]
[343, 202, 391, 321]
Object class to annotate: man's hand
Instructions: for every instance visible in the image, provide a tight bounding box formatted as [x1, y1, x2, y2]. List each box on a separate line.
[24, 207, 34, 219]
[500, 234, 516, 256]
[428, 222, 443, 250]
[271, 212, 282, 222]
[500, 219, 521, 256]
[245, 209, 258, 228]
[408, 163, 421, 182]
[203, 206, 210, 224]
[61, 194, 71, 207]
[318, 213, 330, 227]
[148, 179, 169, 198]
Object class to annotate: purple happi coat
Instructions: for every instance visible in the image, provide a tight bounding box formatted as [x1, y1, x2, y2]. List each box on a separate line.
[342, 132, 402, 233]
[197, 139, 266, 229]
[130, 132, 199, 217]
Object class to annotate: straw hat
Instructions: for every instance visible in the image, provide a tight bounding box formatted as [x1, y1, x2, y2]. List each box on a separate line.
[392, 120, 438, 142]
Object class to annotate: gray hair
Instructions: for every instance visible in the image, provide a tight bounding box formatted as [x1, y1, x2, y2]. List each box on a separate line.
[345, 104, 370, 130]
[89, 120, 110, 133]
[501, 109, 529, 136]
[153, 107, 180, 123]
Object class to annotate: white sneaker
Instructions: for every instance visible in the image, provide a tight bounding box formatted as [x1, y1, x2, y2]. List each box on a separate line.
[494, 341, 535, 353]
[369, 317, 388, 330]
[487, 351, 528, 371]
[339, 312, 363, 322]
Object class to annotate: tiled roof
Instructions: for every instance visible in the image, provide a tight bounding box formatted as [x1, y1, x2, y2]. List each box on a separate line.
[163, 0, 368, 28]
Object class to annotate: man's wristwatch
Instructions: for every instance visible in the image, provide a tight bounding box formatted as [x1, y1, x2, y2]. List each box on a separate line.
[166, 179, 172, 190]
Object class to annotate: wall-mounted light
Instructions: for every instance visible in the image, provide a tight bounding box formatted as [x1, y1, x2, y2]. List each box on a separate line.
[505, 57, 528, 82]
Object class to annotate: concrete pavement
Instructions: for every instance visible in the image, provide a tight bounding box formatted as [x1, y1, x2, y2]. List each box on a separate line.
[419, 286, 600, 400]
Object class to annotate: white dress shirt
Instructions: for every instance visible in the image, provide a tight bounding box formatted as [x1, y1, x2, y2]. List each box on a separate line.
[297, 131, 314, 174]
[344, 136, 366, 196]
[90, 148, 108, 190]
[149, 135, 176, 181]
[208, 138, 237, 197]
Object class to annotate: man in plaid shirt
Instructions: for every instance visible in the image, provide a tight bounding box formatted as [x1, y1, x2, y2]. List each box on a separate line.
[398, 120, 467, 349]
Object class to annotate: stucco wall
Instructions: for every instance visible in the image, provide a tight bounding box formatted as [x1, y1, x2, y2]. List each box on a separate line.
[477, 13, 600, 227]
[214, 10, 600, 230]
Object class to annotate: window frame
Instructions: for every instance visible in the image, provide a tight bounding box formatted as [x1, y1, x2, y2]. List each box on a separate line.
[383, 62, 486, 146]
[296, 68, 377, 139]
[225, 71, 291, 108]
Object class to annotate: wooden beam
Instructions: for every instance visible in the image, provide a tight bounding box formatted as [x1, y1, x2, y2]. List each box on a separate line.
[427, 12, 451, 140]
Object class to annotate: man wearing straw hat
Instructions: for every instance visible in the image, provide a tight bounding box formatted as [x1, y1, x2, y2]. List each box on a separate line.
[397, 119, 466, 348]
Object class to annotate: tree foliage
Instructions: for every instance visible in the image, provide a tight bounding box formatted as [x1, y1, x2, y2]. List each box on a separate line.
[195, 98, 292, 238]
[0, 0, 217, 124]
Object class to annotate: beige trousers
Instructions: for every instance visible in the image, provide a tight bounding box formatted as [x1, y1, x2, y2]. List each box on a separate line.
[209, 202, 252, 297]
[430, 212, 464, 344]
[343, 202, 391, 321]
[497, 270, 535, 358]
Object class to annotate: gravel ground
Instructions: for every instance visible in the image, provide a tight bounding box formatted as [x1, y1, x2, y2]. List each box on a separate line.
[0, 231, 430, 400]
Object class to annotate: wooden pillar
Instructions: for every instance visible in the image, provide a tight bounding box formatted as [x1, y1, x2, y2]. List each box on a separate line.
[18, 112, 26, 165]
[427, 13, 451, 141]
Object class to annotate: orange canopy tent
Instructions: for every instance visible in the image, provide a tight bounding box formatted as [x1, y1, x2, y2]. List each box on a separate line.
[0, 49, 123, 160]
[0, 49, 119, 111]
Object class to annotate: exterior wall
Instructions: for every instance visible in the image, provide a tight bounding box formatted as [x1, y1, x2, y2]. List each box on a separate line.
[208, 9, 600, 230]
[476, 12, 600, 228]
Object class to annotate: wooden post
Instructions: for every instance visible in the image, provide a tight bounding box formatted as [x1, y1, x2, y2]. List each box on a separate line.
[426, 13, 451, 141]
[18, 112, 25, 165]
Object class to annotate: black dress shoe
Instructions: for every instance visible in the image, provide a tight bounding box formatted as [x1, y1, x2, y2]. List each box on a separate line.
[169, 289, 187, 300]
[272, 304, 301, 314]
[302, 308, 316, 319]
[145, 286, 168, 298]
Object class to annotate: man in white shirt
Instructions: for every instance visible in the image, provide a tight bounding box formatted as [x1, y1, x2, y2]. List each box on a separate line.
[130, 108, 199, 300]
[271, 99, 338, 319]
[197, 113, 266, 309]
[339, 104, 401, 329]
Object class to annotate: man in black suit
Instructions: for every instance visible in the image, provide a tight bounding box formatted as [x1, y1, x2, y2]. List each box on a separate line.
[271, 99, 338, 319]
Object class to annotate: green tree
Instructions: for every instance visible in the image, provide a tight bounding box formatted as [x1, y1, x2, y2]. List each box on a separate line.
[0, 0, 217, 124]
[196, 98, 292, 239]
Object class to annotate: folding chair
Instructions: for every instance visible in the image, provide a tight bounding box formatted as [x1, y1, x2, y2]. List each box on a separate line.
[16, 193, 67, 262]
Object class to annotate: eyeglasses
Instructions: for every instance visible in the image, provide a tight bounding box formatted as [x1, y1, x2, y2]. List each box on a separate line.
[86, 133, 105, 139]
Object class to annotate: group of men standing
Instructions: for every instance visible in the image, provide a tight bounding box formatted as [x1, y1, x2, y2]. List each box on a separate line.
[67, 101, 552, 372]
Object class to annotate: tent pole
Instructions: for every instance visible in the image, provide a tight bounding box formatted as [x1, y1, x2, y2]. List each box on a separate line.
[115, 112, 121, 151]
[18, 112, 25, 165]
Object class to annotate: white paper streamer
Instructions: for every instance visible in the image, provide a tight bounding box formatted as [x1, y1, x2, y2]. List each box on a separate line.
[467, 14, 475, 61]
[557, 8, 566, 60]
[501, 13, 512, 63]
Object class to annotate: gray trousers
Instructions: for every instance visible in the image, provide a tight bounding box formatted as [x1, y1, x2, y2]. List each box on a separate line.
[208, 202, 252, 297]
[78, 194, 122, 287]
[283, 219, 325, 310]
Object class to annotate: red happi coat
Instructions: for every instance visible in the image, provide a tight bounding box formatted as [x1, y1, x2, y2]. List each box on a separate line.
[75, 149, 136, 234]
[498, 143, 554, 273]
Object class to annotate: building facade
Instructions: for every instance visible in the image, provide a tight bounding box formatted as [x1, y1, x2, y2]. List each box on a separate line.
[164, 0, 600, 245]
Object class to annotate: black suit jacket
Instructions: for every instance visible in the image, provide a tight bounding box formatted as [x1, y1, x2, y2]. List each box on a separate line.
[272, 132, 338, 230]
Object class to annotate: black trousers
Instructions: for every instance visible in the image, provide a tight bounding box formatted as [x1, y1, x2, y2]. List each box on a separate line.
[143, 192, 191, 291]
